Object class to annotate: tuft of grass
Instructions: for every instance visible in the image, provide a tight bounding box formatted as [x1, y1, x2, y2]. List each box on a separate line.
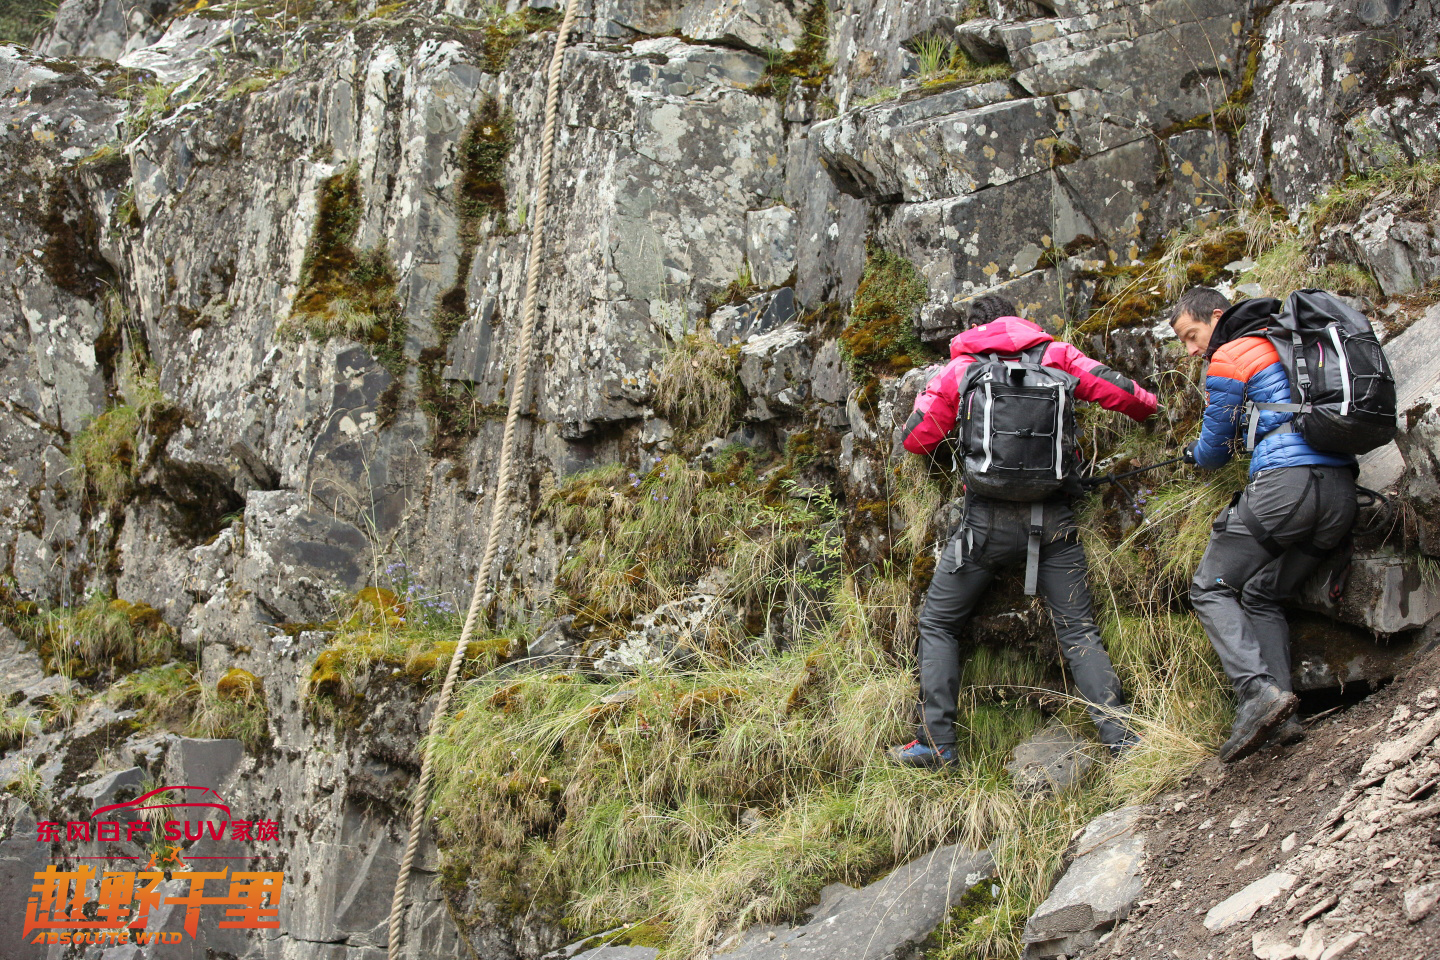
[0, 703, 40, 750]
[908, 32, 1011, 89]
[188, 677, 270, 751]
[106, 662, 198, 730]
[545, 454, 838, 654]
[654, 333, 741, 446]
[1310, 156, 1440, 231]
[4, 759, 46, 808]
[18, 595, 182, 680]
[69, 357, 170, 510]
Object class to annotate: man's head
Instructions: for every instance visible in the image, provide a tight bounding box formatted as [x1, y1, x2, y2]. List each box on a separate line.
[965, 294, 1018, 329]
[1169, 287, 1231, 357]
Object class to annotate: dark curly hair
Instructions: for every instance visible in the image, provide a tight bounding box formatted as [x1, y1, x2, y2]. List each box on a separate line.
[965, 294, 1018, 328]
[1169, 286, 1230, 327]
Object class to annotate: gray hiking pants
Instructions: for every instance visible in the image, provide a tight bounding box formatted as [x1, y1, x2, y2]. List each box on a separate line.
[917, 497, 1130, 748]
[1191, 466, 1356, 695]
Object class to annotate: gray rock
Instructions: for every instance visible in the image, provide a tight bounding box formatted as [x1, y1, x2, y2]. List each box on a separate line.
[1006, 719, 1095, 796]
[1022, 806, 1146, 958]
[720, 844, 994, 960]
[809, 339, 854, 407]
[746, 206, 799, 289]
[1202, 871, 1298, 932]
[0, 811, 48, 959]
[738, 321, 814, 421]
[813, 83, 1032, 203]
[76, 765, 147, 810]
[1298, 553, 1440, 636]
[241, 490, 372, 623]
[0, 624, 48, 702]
[711, 287, 800, 346]
[594, 594, 728, 674]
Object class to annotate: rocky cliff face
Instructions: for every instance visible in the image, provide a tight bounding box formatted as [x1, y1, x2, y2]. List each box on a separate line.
[1, 0, 1438, 957]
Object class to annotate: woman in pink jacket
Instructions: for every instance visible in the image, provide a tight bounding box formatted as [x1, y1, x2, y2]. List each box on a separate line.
[889, 295, 1159, 768]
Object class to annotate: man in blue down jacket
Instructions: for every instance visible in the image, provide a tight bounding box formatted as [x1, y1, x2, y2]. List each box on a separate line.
[1172, 287, 1357, 763]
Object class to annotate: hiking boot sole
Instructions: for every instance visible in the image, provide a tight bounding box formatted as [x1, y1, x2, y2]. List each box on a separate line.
[1219, 692, 1299, 764]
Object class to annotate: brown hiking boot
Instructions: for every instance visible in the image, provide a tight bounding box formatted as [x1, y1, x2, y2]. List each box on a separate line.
[1219, 680, 1298, 763]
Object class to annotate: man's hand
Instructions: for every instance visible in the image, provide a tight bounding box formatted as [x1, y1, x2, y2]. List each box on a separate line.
[1182, 441, 1198, 465]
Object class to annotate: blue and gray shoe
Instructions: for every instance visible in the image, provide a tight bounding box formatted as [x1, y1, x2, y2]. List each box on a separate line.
[886, 739, 956, 768]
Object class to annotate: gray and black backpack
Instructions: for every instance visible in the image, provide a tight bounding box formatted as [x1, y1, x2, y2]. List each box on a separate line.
[957, 345, 1081, 502]
[1246, 289, 1397, 456]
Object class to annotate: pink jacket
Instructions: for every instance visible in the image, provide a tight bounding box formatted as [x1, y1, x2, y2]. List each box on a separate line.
[901, 317, 1158, 455]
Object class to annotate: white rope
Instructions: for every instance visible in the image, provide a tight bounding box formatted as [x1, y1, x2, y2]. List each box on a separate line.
[386, 2, 580, 954]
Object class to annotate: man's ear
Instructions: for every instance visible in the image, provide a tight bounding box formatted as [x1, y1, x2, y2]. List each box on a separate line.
[1211, 307, 1225, 324]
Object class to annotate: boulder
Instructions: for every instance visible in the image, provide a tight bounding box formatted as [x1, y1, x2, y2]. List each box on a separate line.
[720, 844, 995, 960]
[1006, 719, 1096, 795]
[1023, 806, 1146, 958]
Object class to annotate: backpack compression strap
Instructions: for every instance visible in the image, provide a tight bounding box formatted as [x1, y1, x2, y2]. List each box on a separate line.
[1025, 502, 1044, 596]
[1244, 329, 1310, 449]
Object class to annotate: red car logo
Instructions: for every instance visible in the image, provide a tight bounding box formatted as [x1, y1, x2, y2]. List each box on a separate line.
[91, 786, 232, 821]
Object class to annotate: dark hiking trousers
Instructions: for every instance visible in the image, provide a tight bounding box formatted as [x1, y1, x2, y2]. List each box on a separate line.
[917, 496, 1130, 748]
[1191, 466, 1357, 695]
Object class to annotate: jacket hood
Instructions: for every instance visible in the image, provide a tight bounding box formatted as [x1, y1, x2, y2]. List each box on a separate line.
[949, 316, 1052, 358]
[1205, 297, 1282, 359]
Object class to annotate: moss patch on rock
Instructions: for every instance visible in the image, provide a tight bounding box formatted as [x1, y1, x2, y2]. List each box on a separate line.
[283, 164, 407, 377]
[839, 245, 937, 406]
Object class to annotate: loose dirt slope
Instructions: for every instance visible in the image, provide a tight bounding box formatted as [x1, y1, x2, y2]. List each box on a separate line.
[1101, 643, 1440, 960]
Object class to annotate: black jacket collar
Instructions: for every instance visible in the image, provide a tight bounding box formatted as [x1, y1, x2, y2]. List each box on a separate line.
[1204, 297, 1282, 359]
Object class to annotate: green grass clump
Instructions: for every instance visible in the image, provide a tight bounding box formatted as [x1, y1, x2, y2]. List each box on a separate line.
[909, 32, 1012, 90]
[188, 676, 270, 751]
[547, 454, 830, 650]
[654, 333, 741, 446]
[107, 662, 198, 729]
[69, 361, 169, 510]
[0, 703, 40, 750]
[1311, 156, 1440, 231]
[0, 0, 53, 46]
[304, 586, 514, 724]
[17, 595, 182, 680]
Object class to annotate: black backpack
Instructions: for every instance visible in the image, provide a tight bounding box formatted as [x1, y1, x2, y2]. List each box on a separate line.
[957, 345, 1081, 502]
[1246, 289, 1397, 456]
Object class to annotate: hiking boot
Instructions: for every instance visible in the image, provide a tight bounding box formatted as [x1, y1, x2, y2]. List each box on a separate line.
[1107, 729, 1141, 758]
[887, 739, 956, 768]
[1269, 715, 1307, 746]
[1219, 681, 1298, 764]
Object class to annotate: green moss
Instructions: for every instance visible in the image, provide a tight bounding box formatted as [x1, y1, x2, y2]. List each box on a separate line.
[284, 165, 405, 369]
[216, 667, 263, 701]
[751, 1, 832, 99]
[839, 245, 937, 406]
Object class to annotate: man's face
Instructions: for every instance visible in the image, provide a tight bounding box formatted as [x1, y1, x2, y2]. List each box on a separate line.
[1171, 308, 1222, 357]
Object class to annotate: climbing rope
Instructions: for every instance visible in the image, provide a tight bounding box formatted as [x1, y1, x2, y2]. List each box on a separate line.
[386, 0, 581, 954]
